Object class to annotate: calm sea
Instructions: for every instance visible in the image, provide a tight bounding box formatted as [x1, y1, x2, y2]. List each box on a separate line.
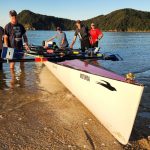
[0, 31, 150, 119]
[27, 31, 150, 75]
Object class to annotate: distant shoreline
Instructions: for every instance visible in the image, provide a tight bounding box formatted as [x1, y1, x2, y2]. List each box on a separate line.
[26, 29, 150, 33]
[18, 9, 150, 32]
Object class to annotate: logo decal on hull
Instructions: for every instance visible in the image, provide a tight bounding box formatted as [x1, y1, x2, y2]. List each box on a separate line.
[80, 74, 90, 81]
[97, 80, 116, 91]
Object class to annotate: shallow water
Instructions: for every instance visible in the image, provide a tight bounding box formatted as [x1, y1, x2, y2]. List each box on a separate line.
[1, 31, 150, 115]
[138, 112, 150, 119]
[0, 62, 40, 91]
[1, 31, 150, 112]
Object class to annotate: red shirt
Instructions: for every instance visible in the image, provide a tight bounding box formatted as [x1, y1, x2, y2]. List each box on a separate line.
[89, 28, 103, 45]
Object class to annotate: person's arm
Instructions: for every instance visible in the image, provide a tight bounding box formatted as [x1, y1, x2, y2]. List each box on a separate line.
[2, 28, 4, 43]
[21, 25, 29, 50]
[60, 33, 67, 47]
[23, 33, 30, 50]
[46, 35, 56, 42]
[1, 27, 4, 36]
[4, 25, 9, 47]
[89, 29, 93, 44]
[98, 34, 103, 40]
[4, 35, 8, 47]
[61, 38, 65, 47]
[70, 30, 78, 48]
[98, 29, 103, 40]
[70, 35, 77, 49]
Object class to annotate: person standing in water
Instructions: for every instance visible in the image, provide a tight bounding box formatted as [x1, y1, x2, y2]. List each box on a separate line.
[89, 23, 103, 48]
[70, 20, 90, 52]
[46, 27, 69, 49]
[4, 10, 29, 69]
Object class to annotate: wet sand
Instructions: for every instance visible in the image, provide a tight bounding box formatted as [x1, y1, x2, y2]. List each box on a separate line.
[0, 64, 150, 149]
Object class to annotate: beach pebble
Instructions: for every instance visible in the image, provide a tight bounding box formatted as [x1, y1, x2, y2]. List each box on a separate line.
[88, 118, 92, 121]
[83, 145, 87, 148]
[0, 115, 3, 119]
[101, 143, 105, 146]
[68, 145, 72, 148]
[18, 117, 22, 121]
[113, 141, 117, 144]
[44, 127, 47, 130]
[127, 142, 132, 146]
[84, 122, 88, 125]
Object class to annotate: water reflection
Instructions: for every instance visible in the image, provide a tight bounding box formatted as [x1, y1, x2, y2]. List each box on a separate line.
[10, 65, 26, 89]
[0, 70, 8, 90]
[9, 69, 15, 89]
[0, 64, 26, 90]
[83, 59, 101, 67]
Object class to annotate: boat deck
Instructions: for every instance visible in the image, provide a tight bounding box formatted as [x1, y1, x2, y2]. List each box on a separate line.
[58, 59, 126, 82]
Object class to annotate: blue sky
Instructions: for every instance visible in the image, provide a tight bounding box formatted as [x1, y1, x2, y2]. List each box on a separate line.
[0, 0, 150, 27]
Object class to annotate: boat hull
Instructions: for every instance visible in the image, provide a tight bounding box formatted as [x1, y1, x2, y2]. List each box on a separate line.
[44, 60, 144, 145]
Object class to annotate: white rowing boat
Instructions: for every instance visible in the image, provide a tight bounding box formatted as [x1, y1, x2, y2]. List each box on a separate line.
[44, 59, 144, 145]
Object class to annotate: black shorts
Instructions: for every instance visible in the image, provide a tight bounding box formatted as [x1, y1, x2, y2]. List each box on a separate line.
[90, 41, 98, 48]
[81, 39, 90, 52]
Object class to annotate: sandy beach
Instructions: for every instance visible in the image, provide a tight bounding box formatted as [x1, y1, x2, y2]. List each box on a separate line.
[0, 64, 150, 150]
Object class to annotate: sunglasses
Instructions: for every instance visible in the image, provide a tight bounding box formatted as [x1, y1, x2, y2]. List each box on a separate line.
[91, 24, 95, 26]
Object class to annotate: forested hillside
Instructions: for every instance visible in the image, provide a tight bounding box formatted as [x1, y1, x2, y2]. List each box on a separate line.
[18, 9, 150, 32]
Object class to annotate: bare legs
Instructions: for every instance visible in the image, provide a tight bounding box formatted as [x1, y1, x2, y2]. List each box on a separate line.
[10, 62, 15, 69]
[9, 62, 24, 70]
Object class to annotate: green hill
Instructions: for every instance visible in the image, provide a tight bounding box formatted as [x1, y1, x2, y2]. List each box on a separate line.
[84, 8, 150, 32]
[18, 9, 150, 32]
[17, 10, 75, 30]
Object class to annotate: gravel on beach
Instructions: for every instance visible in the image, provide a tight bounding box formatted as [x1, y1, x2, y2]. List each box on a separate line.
[0, 65, 150, 150]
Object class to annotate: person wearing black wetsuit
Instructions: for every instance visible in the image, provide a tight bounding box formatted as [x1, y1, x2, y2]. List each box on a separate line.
[70, 20, 90, 52]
